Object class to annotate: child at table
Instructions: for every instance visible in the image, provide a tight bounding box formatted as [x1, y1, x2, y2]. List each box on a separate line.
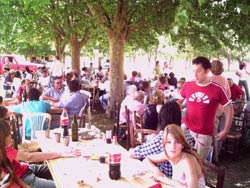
[144, 124, 206, 188]
[0, 120, 30, 188]
[0, 106, 62, 188]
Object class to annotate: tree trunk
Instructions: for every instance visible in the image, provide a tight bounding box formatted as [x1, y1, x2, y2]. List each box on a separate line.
[98, 57, 102, 67]
[108, 33, 125, 116]
[69, 42, 81, 74]
[69, 34, 82, 74]
[69, 30, 90, 74]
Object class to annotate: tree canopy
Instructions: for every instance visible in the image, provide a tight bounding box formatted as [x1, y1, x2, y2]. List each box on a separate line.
[1, 0, 250, 113]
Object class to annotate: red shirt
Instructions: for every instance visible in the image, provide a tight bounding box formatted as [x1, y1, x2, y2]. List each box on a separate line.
[230, 83, 244, 101]
[180, 81, 230, 135]
[5, 146, 29, 178]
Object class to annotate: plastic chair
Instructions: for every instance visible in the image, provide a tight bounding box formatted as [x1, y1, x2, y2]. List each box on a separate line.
[69, 103, 89, 128]
[78, 103, 89, 128]
[22, 112, 51, 141]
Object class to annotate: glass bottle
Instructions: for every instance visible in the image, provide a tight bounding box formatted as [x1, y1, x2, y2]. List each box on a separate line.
[71, 114, 79, 142]
[60, 109, 69, 137]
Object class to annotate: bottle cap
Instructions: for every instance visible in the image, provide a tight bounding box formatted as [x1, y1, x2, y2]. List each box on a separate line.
[99, 156, 106, 163]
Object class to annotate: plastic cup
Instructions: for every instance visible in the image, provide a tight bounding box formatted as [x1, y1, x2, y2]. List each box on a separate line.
[63, 136, 70, 147]
[54, 133, 61, 143]
[106, 130, 112, 144]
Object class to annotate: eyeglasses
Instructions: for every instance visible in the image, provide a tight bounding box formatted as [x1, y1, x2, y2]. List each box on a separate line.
[55, 82, 62, 84]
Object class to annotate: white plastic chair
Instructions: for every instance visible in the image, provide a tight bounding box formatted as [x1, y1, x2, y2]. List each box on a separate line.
[22, 112, 51, 141]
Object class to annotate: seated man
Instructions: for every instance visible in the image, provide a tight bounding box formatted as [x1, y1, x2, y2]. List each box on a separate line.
[227, 78, 245, 101]
[129, 101, 195, 177]
[99, 79, 109, 112]
[227, 77, 245, 115]
[41, 77, 65, 103]
[52, 79, 89, 116]
[0, 107, 64, 188]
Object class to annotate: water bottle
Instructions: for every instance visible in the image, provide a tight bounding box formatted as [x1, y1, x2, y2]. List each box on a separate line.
[60, 109, 69, 137]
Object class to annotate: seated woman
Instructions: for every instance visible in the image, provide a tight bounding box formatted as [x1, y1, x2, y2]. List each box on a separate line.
[10, 87, 51, 140]
[143, 90, 164, 130]
[129, 101, 194, 177]
[0, 111, 64, 188]
[144, 124, 205, 188]
[0, 120, 30, 188]
[156, 75, 169, 91]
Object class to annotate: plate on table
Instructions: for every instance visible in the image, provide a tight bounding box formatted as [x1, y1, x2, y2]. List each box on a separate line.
[79, 130, 99, 140]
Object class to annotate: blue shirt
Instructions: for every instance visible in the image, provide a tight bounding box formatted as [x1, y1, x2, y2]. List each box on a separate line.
[57, 91, 88, 116]
[133, 130, 195, 177]
[43, 87, 65, 100]
[12, 100, 51, 138]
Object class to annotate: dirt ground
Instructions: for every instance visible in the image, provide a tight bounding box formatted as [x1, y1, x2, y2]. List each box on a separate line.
[91, 108, 250, 188]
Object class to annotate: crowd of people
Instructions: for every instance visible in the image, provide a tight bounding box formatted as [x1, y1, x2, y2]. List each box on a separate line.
[0, 55, 249, 187]
[118, 57, 248, 187]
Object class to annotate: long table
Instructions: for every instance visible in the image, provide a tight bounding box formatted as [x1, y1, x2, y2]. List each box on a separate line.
[36, 130, 168, 188]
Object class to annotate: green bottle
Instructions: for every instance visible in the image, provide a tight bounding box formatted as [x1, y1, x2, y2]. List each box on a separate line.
[71, 114, 79, 141]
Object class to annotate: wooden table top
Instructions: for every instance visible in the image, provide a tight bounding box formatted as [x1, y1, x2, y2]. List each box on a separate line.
[35, 133, 169, 188]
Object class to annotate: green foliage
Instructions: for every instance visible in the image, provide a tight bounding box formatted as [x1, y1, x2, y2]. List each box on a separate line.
[1, 0, 250, 66]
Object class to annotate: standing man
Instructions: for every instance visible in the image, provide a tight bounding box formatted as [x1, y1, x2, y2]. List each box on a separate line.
[50, 55, 64, 82]
[180, 56, 234, 160]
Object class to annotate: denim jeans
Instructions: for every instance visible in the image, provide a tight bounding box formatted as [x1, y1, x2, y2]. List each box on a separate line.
[22, 164, 56, 188]
[238, 80, 249, 101]
[99, 93, 109, 110]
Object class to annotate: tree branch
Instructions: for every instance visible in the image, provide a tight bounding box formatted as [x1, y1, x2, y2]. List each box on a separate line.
[80, 28, 90, 46]
[87, 3, 111, 28]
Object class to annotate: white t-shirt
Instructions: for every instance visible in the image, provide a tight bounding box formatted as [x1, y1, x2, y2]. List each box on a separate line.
[50, 60, 64, 77]
[38, 76, 50, 87]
